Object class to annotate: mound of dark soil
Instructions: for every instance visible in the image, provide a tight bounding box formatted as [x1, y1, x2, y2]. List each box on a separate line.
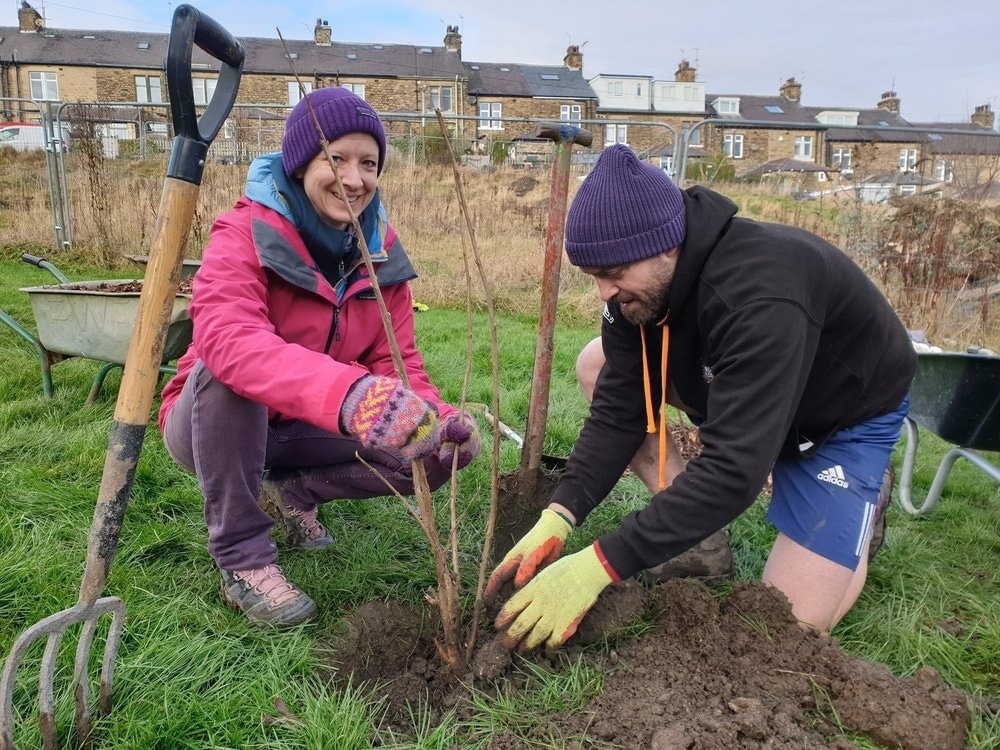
[321, 579, 969, 749]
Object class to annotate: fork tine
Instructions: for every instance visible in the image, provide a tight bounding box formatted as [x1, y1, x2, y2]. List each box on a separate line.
[38, 631, 65, 750]
[73, 619, 98, 748]
[99, 600, 127, 715]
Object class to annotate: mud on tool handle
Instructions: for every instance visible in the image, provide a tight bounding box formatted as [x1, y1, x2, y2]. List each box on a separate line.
[166, 3, 244, 185]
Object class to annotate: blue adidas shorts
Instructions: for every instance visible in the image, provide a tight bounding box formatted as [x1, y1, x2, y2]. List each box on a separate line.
[766, 396, 909, 571]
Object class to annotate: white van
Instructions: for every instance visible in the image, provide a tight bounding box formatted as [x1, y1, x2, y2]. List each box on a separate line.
[0, 123, 70, 152]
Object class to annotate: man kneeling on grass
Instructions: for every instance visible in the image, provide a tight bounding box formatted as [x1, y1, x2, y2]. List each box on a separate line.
[486, 145, 915, 651]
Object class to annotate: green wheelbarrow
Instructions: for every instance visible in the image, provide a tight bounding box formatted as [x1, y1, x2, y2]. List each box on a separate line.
[0, 253, 193, 403]
[899, 349, 1000, 514]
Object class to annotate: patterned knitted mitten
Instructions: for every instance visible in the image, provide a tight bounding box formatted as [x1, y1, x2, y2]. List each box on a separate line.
[438, 412, 481, 469]
[340, 375, 440, 460]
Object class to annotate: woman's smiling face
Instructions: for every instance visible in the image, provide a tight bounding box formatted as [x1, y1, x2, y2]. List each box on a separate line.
[299, 132, 380, 229]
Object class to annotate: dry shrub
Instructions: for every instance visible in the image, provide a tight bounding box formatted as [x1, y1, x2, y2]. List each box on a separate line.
[1, 153, 996, 348]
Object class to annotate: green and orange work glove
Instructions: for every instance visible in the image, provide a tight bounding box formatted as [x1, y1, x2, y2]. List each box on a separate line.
[484, 509, 573, 601]
[495, 543, 617, 652]
[339, 374, 440, 461]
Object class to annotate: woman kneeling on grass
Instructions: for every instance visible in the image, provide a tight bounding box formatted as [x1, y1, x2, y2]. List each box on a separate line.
[159, 87, 480, 627]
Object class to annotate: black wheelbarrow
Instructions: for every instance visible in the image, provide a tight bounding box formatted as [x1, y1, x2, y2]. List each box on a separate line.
[0, 253, 193, 403]
[899, 350, 1000, 514]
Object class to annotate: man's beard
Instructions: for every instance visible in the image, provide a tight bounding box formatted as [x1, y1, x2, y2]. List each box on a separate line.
[615, 263, 673, 326]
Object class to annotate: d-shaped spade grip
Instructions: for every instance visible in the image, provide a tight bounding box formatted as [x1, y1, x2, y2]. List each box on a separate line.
[165, 3, 244, 185]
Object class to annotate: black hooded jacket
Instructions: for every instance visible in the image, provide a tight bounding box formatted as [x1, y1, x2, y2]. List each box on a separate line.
[550, 186, 916, 579]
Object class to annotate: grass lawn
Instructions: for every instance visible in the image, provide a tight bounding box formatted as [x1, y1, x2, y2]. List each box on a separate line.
[0, 256, 997, 748]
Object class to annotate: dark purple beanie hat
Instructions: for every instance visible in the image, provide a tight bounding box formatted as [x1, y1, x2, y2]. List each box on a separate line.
[565, 144, 686, 267]
[281, 87, 387, 176]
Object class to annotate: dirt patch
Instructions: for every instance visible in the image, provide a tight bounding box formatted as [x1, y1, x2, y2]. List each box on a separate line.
[58, 279, 193, 294]
[320, 580, 969, 749]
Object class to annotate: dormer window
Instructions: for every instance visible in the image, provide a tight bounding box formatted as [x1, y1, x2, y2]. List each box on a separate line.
[714, 97, 740, 115]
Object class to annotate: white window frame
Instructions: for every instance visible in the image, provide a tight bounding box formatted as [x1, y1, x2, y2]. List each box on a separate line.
[29, 71, 59, 100]
[478, 102, 502, 130]
[899, 148, 917, 172]
[934, 160, 954, 183]
[794, 135, 813, 160]
[722, 133, 743, 159]
[288, 81, 312, 104]
[608, 81, 624, 96]
[192, 77, 218, 106]
[560, 104, 581, 122]
[604, 123, 627, 146]
[134, 75, 162, 104]
[831, 147, 852, 170]
[899, 184, 918, 196]
[428, 86, 452, 112]
[715, 98, 739, 115]
[340, 82, 365, 100]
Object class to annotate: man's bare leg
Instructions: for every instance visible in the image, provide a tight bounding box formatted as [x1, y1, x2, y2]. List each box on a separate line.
[763, 532, 871, 632]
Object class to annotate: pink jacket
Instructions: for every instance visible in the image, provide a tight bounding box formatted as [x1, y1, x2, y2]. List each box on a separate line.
[158, 195, 454, 435]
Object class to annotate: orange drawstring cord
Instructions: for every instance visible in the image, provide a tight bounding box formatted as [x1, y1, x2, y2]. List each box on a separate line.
[658, 326, 670, 490]
[639, 327, 656, 434]
[640, 325, 671, 491]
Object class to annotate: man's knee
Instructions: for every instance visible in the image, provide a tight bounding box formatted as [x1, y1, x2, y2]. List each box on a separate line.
[576, 337, 605, 402]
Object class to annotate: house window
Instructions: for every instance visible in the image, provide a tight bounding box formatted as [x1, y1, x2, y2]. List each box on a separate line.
[428, 86, 452, 112]
[287, 81, 312, 105]
[192, 77, 218, 105]
[817, 171, 827, 182]
[794, 135, 813, 159]
[560, 104, 581, 122]
[608, 81, 623, 96]
[723, 134, 743, 159]
[715, 98, 739, 115]
[29, 71, 59, 100]
[899, 184, 918, 196]
[636, 82, 643, 96]
[604, 123, 627, 146]
[340, 82, 365, 99]
[659, 156, 674, 175]
[478, 102, 502, 130]
[899, 148, 917, 171]
[934, 160, 954, 182]
[134, 75, 162, 104]
[831, 147, 852, 170]
[684, 124, 700, 146]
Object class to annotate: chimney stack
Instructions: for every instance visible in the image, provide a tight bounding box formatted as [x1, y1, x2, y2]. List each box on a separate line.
[779, 77, 801, 103]
[877, 90, 900, 113]
[314, 18, 331, 46]
[563, 45, 583, 71]
[675, 60, 696, 83]
[971, 103, 995, 129]
[18, 1, 43, 33]
[444, 25, 462, 56]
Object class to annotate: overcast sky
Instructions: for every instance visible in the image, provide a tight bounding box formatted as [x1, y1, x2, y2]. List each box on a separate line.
[18, 0, 999, 125]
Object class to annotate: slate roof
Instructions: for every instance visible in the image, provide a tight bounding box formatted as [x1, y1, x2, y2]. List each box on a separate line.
[819, 109, 919, 144]
[707, 94, 817, 128]
[464, 61, 596, 101]
[0, 26, 467, 80]
[907, 122, 1000, 155]
[741, 158, 833, 178]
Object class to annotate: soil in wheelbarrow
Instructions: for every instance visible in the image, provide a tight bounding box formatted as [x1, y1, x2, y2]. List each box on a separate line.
[319, 579, 969, 749]
[318, 420, 969, 749]
[59, 279, 193, 293]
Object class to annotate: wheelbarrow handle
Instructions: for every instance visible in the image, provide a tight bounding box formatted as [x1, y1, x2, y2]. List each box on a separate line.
[165, 3, 244, 185]
[20, 253, 70, 284]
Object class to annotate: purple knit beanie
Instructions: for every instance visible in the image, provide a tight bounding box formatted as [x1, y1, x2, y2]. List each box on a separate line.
[565, 144, 686, 267]
[281, 87, 387, 176]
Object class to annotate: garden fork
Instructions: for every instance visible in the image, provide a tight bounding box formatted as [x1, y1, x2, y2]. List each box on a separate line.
[0, 6, 243, 748]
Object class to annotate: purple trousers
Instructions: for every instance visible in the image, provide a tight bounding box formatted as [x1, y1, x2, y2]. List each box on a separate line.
[161, 360, 451, 571]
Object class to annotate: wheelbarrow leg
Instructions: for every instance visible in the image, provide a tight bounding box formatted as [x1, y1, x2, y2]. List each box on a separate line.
[899, 416, 1000, 515]
[0, 309, 57, 400]
[86, 363, 123, 406]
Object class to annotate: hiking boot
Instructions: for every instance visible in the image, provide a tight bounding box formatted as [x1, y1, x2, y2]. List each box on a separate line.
[638, 528, 735, 586]
[260, 479, 335, 551]
[220, 564, 317, 627]
[868, 464, 895, 561]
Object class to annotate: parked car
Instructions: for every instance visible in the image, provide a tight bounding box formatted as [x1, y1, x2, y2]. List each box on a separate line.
[0, 123, 70, 152]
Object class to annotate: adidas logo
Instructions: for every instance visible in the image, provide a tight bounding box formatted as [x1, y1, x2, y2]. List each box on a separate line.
[817, 465, 849, 488]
